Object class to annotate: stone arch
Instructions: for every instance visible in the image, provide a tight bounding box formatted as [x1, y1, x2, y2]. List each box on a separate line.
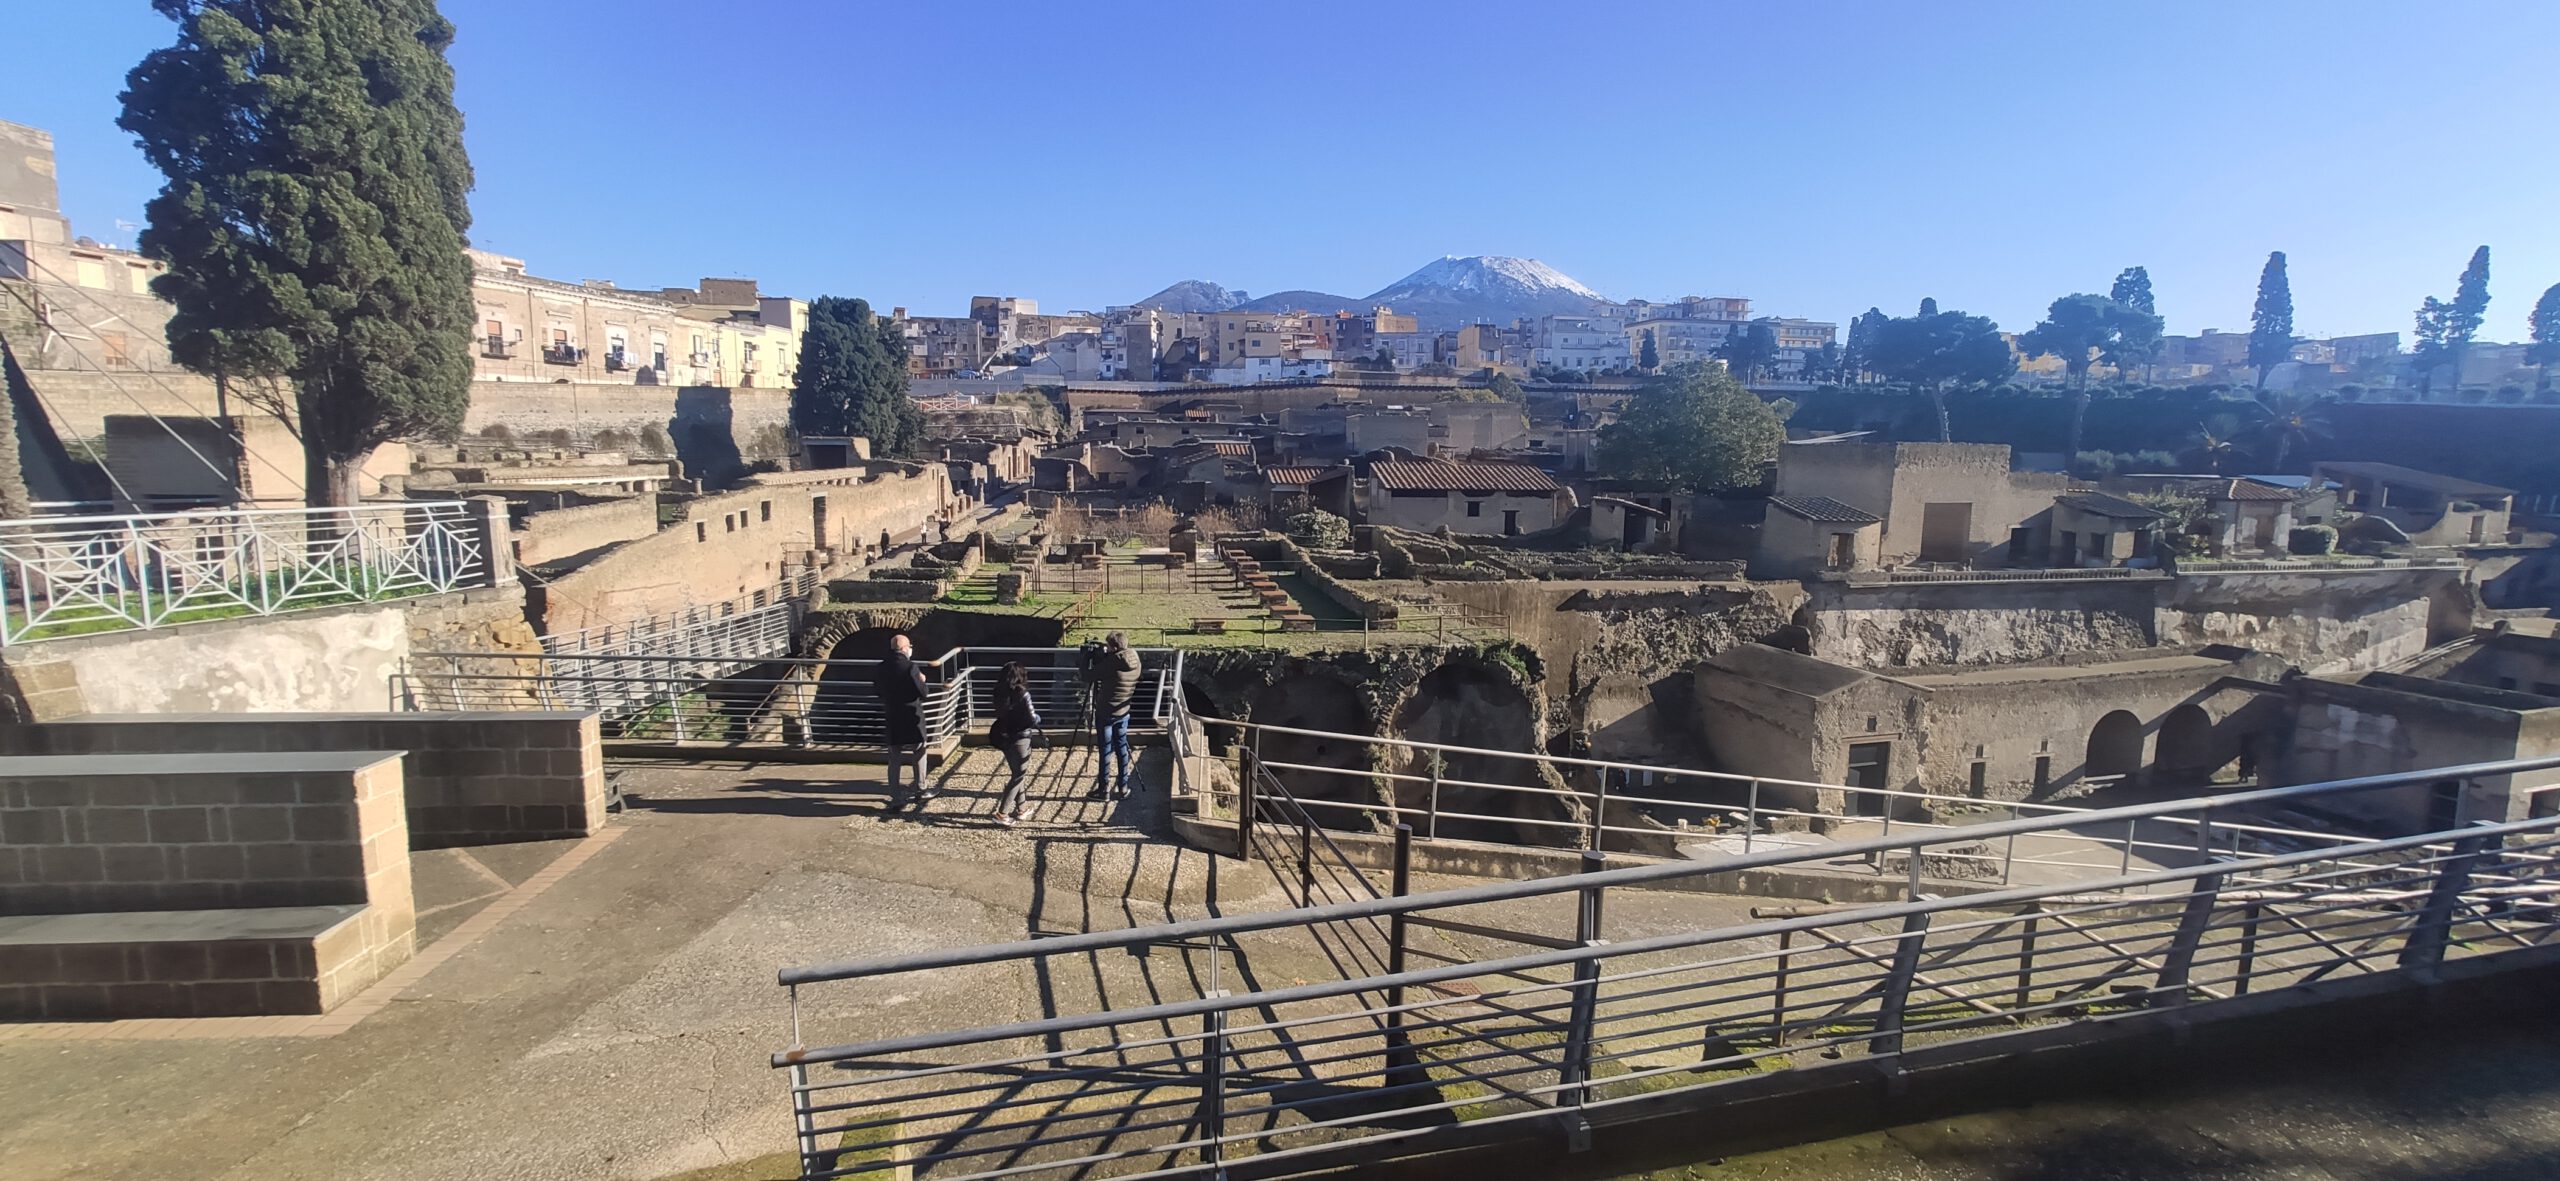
[1389, 661, 1573, 845]
[2153, 703, 2222, 785]
[2087, 709, 2146, 782]
[1248, 672, 1379, 827]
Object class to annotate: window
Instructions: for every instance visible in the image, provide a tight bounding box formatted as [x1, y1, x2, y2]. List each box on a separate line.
[695, 522, 707, 542]
[725, 514, 736, 533]
[1465, 501, 1482, 518]
[2033, 756, 2052, 792]
[759, 500, 772, 523]
[99, 331, 131, 369]
[74, 257, 107, 288]
[1969, 761, 1987, 796]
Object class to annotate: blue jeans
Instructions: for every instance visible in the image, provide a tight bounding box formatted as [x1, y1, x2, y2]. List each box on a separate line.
[1095, 713, 1132, 791]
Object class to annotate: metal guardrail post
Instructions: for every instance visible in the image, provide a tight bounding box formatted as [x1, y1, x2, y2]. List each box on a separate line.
[2399, 830, 2493, 980]
[1298, 813, 1317, 905]
[2014, 913, 2040, 1010]
[1426, 758, 1442, 842]
[1869, 903, 1937, 1058]
[1200, 1004, 1229, 1179]
[2154, 871, 2225, 1006]
[1384, 824, 1422, 1089]
[1742, 778, 1761, 854]
[790, 1063, 818, 1170]
[2235, 902, 2263, 995]
[1588, 767, 1611, 852]
[1556, 850, 1608, 1129]
[1237, 749, 1258, 856]
[1771, 928, 1793, 1046]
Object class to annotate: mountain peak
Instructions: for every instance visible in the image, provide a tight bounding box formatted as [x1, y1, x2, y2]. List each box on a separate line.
[1134, 279, 1247, 313]
[1375, 255, 1604, 302]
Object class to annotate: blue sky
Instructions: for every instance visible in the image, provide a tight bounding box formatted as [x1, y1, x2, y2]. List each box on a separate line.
[7, 1, 2556, 340]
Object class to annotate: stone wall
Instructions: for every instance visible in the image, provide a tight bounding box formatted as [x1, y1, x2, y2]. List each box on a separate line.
[513, 494, 660, 568]
[0, 711, 606, 848]
[460, 382, 792, 484]
[2157, 567, 2470, 676]
[0, 586, 539, 722]
[2279, 676, 2560, 830]
[1805, 577, 2160, 669]
[533, 464, 953, 633]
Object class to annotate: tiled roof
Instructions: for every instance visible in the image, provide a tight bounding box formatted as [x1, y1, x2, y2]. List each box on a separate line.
[1369, 460, 1561, 493]
[1210, 440, 1255, 457]
[1767, 495, 1881, 524]
[1263, 466, 1333, 487]
[2057, 491, 2165, 520]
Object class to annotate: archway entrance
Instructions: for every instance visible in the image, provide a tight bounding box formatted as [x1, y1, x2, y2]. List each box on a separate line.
[2087, 710, 2145, 783]
[2153, 704, 2220, 785]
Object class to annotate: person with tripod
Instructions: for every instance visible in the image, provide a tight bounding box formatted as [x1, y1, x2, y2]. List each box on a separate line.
[1084, 632, 1142, 801]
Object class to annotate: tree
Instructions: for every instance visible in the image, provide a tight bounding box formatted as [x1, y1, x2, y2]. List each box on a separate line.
[2248, 389, 2334, 472]
[1869, 305, 2015, 441]
[791, 297, 921, 457]
[2412, 297, 2453, 397]
[1637, 327, 1659, 372]
[1713, 322, 1781, 383]
[1802, 341, 1841, 384]
[2109, 266, 2156, 316]
[2021, 294, 2116, 461]
[2105, 266, 2162, 381]
[2180, 414, 2251, 475]
[1486, 371, 1524, 401]
[120, 0, 478, 507]
[2529, 282, 2560, 393]
[2248, 252, 2294, 389]
[1595, 363, 1784, 493]
[1918, 297, 1939, 317]
[1841, 307, 1888, 383]
[2446, 245, 2492, 393]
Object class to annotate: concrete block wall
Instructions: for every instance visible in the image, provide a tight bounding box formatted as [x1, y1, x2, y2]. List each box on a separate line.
[0, 913, 351, 1018]
[0, 752, 411, 915]
[0, 712, 607, 848]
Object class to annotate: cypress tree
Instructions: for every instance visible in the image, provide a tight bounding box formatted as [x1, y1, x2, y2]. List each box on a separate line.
[792, 297, 921, 458]
[2248, 252, 2293, 388]
[120, 0, 477, 507]
[1638, 327, 1658, 372]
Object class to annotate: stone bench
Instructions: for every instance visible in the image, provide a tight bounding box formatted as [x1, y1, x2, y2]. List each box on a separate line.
[0, 751, 414, 1020]
[0, 904, 383, 1019]
[1276, 615, 1319, 633]
[0, 712, 606, 849]
[1190, 618, 1228, 635]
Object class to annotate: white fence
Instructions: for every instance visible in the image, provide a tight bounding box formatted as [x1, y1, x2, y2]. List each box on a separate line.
[0, 501, 489, 646]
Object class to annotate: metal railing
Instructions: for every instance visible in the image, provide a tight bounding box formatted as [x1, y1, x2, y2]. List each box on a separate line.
[0, 501, 488, 646]
[1203, 718, 2560, 893]
[397, 645, 1187, 751]
[1833, 566, 2164, 585]
[540, 573, 816, 660]
[769, 759, 2560, 1180]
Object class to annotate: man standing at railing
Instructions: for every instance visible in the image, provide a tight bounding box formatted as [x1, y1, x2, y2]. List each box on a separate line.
[1085, 631, 1142, 801]
[878, 633, 932, 814]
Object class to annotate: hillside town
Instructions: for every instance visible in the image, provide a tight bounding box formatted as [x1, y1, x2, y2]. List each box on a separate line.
[4, 4, 2560, 1180]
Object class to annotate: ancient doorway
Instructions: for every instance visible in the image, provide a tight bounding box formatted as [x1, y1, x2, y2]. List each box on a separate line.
[2086, 710, 2145, 782]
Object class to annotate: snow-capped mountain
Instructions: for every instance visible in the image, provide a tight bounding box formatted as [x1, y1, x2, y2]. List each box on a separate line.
[1362, 256, 1608, 329]
[1133, 280, 1247, 314]
[1128, 256, 1611, 330]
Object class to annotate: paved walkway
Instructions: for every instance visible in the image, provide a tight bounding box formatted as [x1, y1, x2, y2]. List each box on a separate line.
[6, 748, 2559, 1181]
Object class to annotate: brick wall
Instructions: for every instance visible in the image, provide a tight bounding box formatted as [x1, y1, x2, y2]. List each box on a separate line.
[0, 711, 606, 848]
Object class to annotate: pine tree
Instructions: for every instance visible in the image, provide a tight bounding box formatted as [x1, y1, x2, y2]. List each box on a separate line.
[1638, 328, 1659, 372]
[1918, 297, 1939, 317]
[120, 0, 477, 507]
[1842, 308, 1889, 383]
[2109, 266, 2156, 316]
[1594, 363, 1784, 493]
[2248, 252, 2294, 389]
[2529, 282, 2560, 393]
[792, 297, 921, 457]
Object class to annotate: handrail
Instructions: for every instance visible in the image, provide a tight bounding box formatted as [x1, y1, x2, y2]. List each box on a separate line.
[774, 753, 2560, 987]
[777, 807, 2560, 1064]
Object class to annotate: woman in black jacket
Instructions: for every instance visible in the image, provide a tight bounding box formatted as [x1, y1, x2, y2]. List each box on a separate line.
[990, 662, 1042, 825]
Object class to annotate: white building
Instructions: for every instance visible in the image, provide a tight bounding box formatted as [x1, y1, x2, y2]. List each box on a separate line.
[1627, 317, 1744, 367]
[1532, 315, 1632, 372]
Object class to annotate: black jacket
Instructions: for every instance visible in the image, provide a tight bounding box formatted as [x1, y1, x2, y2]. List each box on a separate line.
[991, 686, 1041, 741]
[875, 651, 928, 707]
[1089, 646, 1143, 719]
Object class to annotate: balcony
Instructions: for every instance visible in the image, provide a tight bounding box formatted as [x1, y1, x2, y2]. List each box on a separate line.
[541, 343, 584, 367]
[480, 336, 516, 360]
[603, 350, 629, 373]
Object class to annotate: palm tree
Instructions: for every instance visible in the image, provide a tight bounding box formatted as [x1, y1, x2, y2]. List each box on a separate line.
[2247, 390, 2335, 473]
[2182, 415, 2253, 475]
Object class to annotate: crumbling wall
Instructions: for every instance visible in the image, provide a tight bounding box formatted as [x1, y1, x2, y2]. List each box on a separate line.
[1806, 578, 2161, 669]
[2158, 567, 2470, 676]
[513, 494, 659, 568]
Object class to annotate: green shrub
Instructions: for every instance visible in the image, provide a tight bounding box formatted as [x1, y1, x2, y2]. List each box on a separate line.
[1286, 509, 1351, 550]
[2289, 525, 2338, 556]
